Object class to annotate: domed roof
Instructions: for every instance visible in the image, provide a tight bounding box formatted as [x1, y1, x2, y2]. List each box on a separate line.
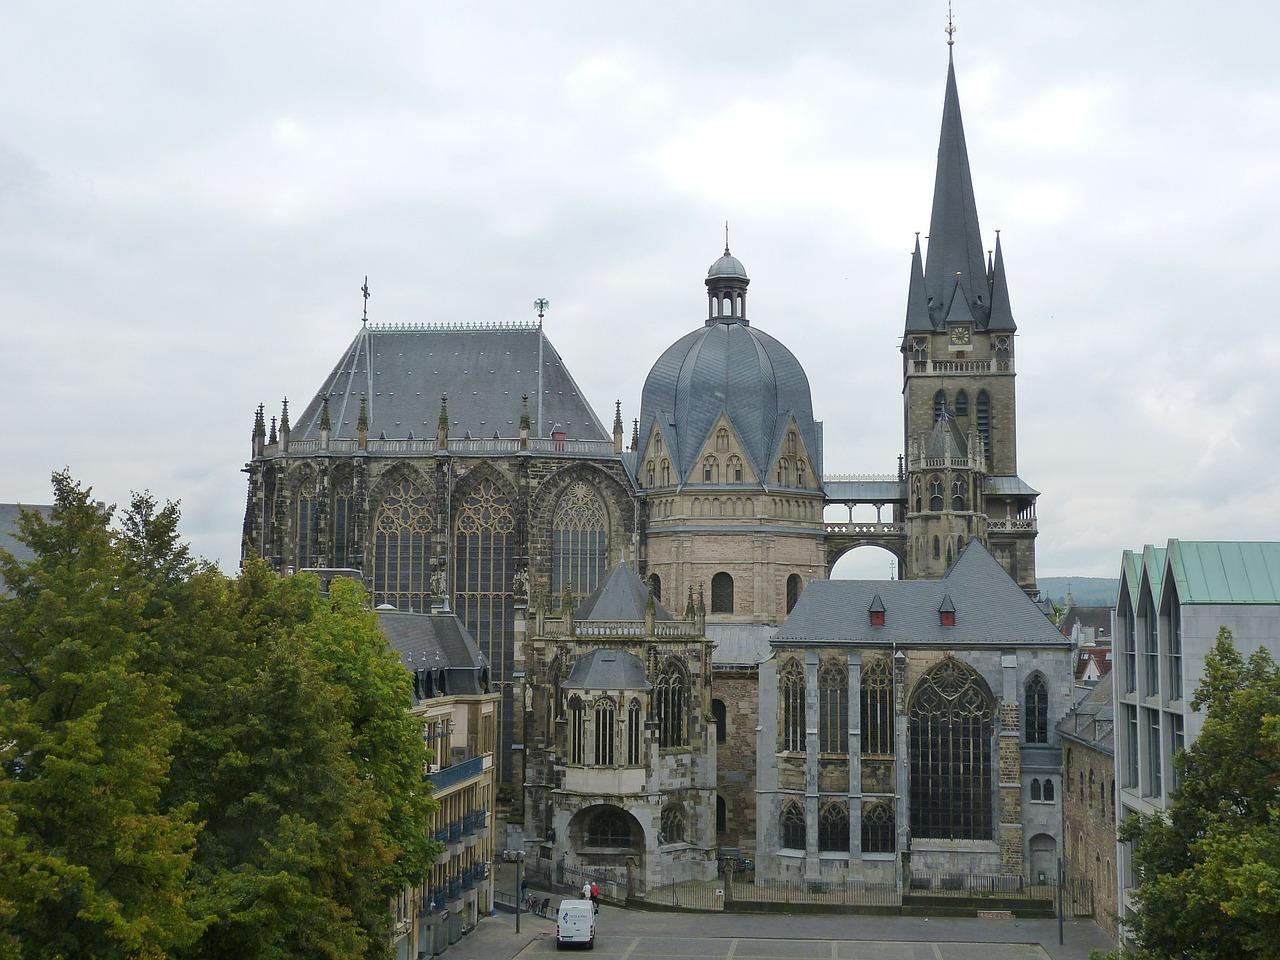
[707, 249, 748, 280]
[638, 318, 820, 484]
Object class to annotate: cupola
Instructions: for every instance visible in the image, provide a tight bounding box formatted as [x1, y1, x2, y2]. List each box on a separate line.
[705, 238, 750, 325]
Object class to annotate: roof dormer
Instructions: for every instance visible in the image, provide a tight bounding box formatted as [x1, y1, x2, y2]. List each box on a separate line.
[869, 594, 885, 627]
[939, 593, 956, 627]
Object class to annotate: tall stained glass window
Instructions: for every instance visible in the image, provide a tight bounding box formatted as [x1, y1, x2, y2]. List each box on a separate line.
[332, 470, 354, 568]
[550, 481, 609, 604]
[295, 481, 319, 570]
[818, 659, 848, 754]
[818, 801, 849, 852]
[372, 474, 432, 611]
[656, 659, 688, 748]
[909, 658, 994, 840]
[1025, 674, 1048, 743]
[454, 476, 516, 779]
[779, 659, 806, 753]
[860, 657, 895, 756]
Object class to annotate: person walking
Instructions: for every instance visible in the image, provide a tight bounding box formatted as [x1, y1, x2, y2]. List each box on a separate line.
[581, 879, 592, 905]
[590, 881, 600, 914]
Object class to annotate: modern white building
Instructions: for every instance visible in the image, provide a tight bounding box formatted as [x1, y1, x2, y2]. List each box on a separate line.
[1112, 540, 1280, 941]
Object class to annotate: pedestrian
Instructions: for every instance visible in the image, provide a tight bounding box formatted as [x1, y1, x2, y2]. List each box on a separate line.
[590, 880, 600, 913]
[581, 880, 592, 904]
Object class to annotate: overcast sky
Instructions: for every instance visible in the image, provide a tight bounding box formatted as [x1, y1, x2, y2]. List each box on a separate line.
[4, 2, 1278, 580]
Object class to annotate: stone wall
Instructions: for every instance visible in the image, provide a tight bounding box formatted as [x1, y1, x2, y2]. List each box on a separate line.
[1063, 737, 1119, 941]
[711, 671, 759, 855]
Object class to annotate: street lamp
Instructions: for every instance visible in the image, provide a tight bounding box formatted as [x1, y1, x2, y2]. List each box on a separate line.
[514, 850, 526, 932]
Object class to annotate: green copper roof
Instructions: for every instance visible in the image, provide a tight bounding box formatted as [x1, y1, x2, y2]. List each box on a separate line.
[1120, 550, 1142, 608]
[1167, 540, 1280, 604]
[1141, 545, 1167, 605]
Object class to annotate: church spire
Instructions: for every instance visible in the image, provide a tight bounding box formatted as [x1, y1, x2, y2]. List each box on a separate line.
[904, 233, 931, 334]
[924, 51, 988, 325]
[987, 232, 1016, 331]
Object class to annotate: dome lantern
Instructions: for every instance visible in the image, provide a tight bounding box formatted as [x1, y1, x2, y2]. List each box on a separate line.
[705, 229, 750, 326]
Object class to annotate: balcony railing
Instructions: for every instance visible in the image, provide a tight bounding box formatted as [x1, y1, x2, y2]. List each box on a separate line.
[987, 518, 1037, 532]
[262, 436, 619, 460]
[447, 821, 463, 844]
[823, 522, 905, 537]
[447, 877, 462, 901]
[426, 754, 485, 792]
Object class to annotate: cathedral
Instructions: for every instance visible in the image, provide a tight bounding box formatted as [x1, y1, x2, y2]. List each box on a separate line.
[243, 44, 1068, 889]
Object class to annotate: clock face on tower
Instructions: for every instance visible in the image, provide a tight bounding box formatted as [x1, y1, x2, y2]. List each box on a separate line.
[949, 325, 972, 346]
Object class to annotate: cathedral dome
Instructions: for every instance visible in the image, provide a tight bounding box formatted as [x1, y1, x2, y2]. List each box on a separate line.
[707, 250, 748, 280]
[639, 248, 820, 485]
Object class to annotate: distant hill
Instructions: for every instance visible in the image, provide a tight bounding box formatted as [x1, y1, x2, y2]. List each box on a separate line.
[1039, 577, 1118, 608]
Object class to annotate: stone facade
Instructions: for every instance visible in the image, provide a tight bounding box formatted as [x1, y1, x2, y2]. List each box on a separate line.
[709, 671, 759, 852]
[1063, 731, 1118, 941]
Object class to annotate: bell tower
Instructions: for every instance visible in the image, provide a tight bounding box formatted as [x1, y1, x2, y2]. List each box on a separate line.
[900, 47, 1038, 593]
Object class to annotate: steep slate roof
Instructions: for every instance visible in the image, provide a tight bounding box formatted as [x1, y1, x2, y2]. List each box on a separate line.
[292, 323, 607, 442]
[925, 409, 967, 459]
[1059, 605, 1112, 639]
[986, 475, 1039, 498]
[1057, 672, 1114, 755]
[709, 622, 777, 667]
[576, 562, 673, 621]
[376, 608, 489, 696]
[1165, 540, 1280, 604]
[638, 296, 822, 483]
[564, 648, 651, 691]
[775, 540, 1065, 645]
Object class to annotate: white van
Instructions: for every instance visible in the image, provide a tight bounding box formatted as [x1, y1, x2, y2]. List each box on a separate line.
[555, 899, 595, 949]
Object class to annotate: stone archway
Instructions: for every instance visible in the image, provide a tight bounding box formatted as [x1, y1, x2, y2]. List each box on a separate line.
[566, 804, 646, 895]
[827, 541, 906, 580]
[1029, 832, 1057, 884]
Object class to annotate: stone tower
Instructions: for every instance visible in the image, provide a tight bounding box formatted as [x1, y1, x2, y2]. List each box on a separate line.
[901, 49, 1039, 592]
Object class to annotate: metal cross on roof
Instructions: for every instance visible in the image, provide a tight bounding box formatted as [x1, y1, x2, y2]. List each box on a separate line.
[361, 276, 371, 322]
[945, 2, 956, 45]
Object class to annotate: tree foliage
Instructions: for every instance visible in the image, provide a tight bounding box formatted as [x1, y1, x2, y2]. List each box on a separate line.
[0, 474, 439, 959]
[1104, 627, 1280, 960]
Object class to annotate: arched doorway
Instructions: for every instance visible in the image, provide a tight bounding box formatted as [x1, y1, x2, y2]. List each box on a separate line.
[1029, 833, 1057, 884]
[566, 804, 646, 893]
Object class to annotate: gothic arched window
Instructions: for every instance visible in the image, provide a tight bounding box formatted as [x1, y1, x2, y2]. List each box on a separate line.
[776, 458, 789, 485]
[976, 390, 991, 460]
[1044, 779, 1055, 802]
[649, 573, 662, 603]
[568, 695, 585, 765]
[929, 477, 944, 511]
[1030, 778, 1042, 801]
[711, 698, 727, 744]
[786, 574, 803, 614]
[660, 460, 670, 485]
[932, 536, 940, 560]
[294, 477, 319, 571]
[454, 475, 517, 778]
[716, 794, 727, 833]
[646, 461, 655, 486]
[625, 698, 643, 764]
[551, 481, 609, 604]
[994, 335, 1011, 361]
[711, 572, 734, 614]
[586, 807, 633, 848]
[952, 477, 966, 512]
[716, 428, 730, 451]
[818, 659, 848, 755]
[656, 660, 688, 748]
[779, 659, 805, 753]
[594, 697, 616, 766]
[909, 659, 995, 840]
[702, 456, 718, 483]
[861, 657, 895, 756]
[1025, 674, 1049, 744]
[954, 389, 969, 416]
[660, 804, 686, 844]
[796, 460, 807, 487]
[728, 455, 743, 483]
[933, 390, 946, 421]
[862, 801, 896, 853]
[818, 801, 849, 852]
[781, 800, 805, 850]
[787, 431, 797, 454]
[372, 474, 432, 611]
[331, 469, 354, 568]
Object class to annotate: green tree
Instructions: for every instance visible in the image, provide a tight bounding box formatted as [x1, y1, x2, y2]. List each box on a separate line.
[0, 472, 202, 959]
[1103, 628, 1280, 959]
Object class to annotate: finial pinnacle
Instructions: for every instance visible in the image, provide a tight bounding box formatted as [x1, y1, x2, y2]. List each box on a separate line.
[945, 2, 956, 47]
[361, 276, 371, 323]
[534, 297, 549, 323]
[724, 220, 730, 255]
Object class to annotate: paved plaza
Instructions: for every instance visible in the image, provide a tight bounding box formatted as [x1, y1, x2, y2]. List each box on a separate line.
[514, 934, 1053, 959]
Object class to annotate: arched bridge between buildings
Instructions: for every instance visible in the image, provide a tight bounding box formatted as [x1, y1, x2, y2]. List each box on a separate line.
[823, 523, 909, 575]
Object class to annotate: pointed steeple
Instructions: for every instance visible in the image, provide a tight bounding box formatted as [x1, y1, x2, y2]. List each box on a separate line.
[925, 53, 988, 324]
[279, 398, 291, 452]
[944, 275, 977, 325]
[612, 400, 624, 454]
[252, 403, 265, 441]
[987, 232, 1016, 331]
[631, 418, 640, 452]
[904, 233, 932, 333]
[268, 415, 278, 445]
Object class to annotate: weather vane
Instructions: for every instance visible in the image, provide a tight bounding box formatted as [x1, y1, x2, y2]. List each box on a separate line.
[534, 297, 549, 324]
[945, 2, 956, 46]
[724, 220, 730, 254]
[361, 276, 371, 323]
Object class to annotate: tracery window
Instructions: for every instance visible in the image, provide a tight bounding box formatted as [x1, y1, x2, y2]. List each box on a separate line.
[776, 459, 788, 485]
[711, 572, 733, 613]
[646, 461, 655, 486]
[626, 699, 642, 764]
[818, 801, 849, 852]
[909, 658, 994, 840]
[569, 695, 585, 764]
[976, 391, 991, 461]
[1025, 674, 1048, 743]
[954, 389, 969, 416]
[951, 477, 966, 512]
[779, 659, 806, 752]
[594, 697, 616, 766]
[861, 801, 896, 853]
[660, 460, 670, 485]
[587, 807, 633, 847]
[454, 475, 517, 779]
[656, 660, 688, 747]
[994, 335, 1011, 360]
[796, 460, 807, 487]
[786, 574, 802, 614]
[929, 477, 944, 511]
[716, 428, 730, 451]
[660, 804, 686, 844]
[781, 800, 805, 850]
[372, 474, 432, 611]
[728, 455, 743, 483]
[787, 431, 797, 454]
[818, 659, 848, 754]
[295, 481, 319, 570]
[933, 390, 946, 421]
[702, 456, 718, 483]
[860, 657, 894, 756]
[911, 337, 928, 362]
[332, 471, 354, 567]
[551, 481, 609, 604]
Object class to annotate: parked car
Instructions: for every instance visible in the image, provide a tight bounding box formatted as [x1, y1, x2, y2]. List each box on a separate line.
[555, 899, 595, 950]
